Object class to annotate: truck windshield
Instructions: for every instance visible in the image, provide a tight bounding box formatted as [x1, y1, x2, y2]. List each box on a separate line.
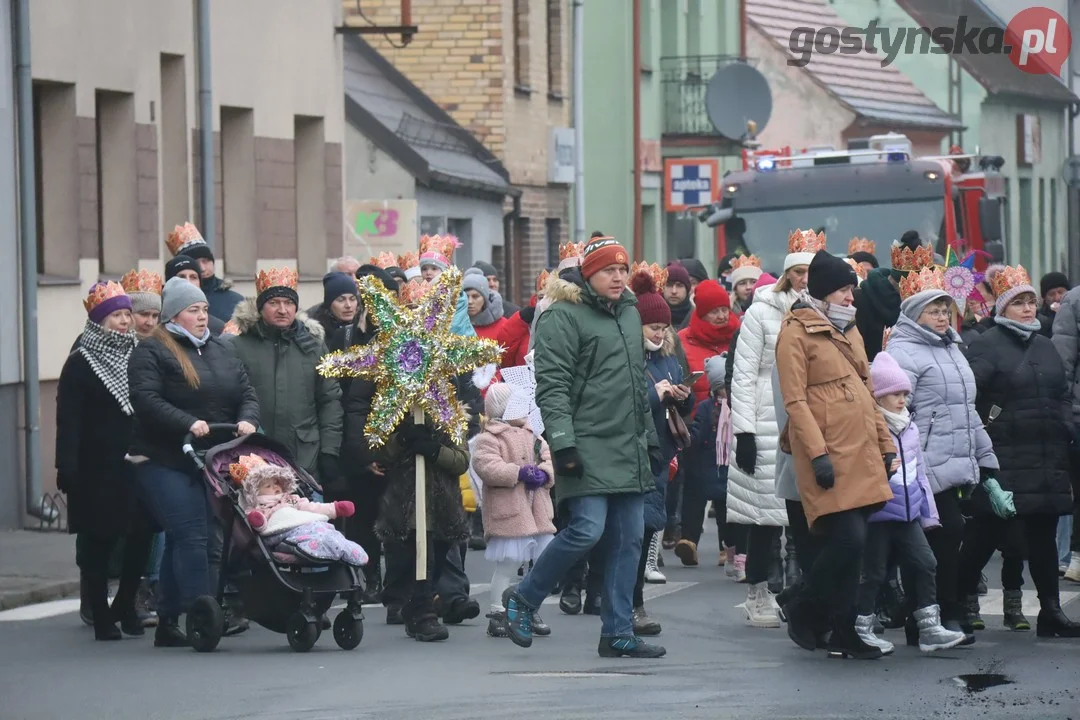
[725, 199, 946, 274]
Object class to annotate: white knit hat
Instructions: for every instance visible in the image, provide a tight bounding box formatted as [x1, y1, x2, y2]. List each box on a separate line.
[484, 382, 513, 421]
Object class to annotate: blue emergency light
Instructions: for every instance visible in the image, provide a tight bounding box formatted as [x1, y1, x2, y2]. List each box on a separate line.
[756, 156, 776, 171]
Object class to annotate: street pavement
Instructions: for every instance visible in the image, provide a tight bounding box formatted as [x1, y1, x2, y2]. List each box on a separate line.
[1, 526, 1079, 720]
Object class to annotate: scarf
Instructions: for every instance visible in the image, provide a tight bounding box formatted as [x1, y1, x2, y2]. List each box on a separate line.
[879, 406, 910, 435]
[668, 296, 692, 327]
[994, 315, 1042, 340]
[803, 292, 857, 331]
[687, 309, 739, 350]
[78, 319, 137, 415]
[644, 337, 663, 352]
[166, 321, 210, 347]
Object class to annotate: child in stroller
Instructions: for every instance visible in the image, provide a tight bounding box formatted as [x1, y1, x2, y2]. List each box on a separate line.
[231, 455, 368, 567]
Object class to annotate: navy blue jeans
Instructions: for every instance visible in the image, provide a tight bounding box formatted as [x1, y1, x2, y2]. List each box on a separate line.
[516, 493, 645, 638]
[135, 462, 212, 619]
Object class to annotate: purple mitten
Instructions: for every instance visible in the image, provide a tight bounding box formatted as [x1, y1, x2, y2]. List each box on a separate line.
[517, 464, 549, 490]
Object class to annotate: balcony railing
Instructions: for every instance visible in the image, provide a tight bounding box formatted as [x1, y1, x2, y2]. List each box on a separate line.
[660, 55, 748, 137]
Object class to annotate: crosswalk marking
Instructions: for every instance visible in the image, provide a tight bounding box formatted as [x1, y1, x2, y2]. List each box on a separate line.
[976, 588, 1079, 616]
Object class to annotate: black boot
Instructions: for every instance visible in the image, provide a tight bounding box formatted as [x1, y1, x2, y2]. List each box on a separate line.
[826, 613, 883, 659]
[361, 568, 383, 605]
[79, 575, 94, 627]
[784, 590, 820, 651]
[767, 556, 785, 595]
[86, 575, 121, 641]
[154, 616, 189, 647]
[1036, 603, 1080, 638]
[583, 593, 602, 616]
[403, 596, 449, 642]
[559, 583, 582, 615]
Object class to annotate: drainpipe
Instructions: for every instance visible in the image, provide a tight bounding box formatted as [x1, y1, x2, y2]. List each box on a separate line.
[503, 194, 521, 303]
[632, 0, 642, 261]
[572, 0, 585, 242]
[739, 0, 747, 58]
[14, 0, 44, 520]
[196, 0, 215, 248]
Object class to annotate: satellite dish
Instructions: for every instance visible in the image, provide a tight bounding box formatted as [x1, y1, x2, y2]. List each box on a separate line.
[705, 63, 772, 141]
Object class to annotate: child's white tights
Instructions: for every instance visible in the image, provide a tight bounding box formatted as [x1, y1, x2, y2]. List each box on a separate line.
[490, 560, 523, 614]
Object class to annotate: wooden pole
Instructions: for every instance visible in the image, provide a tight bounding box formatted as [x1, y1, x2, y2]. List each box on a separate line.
[413, 406, 428, 581]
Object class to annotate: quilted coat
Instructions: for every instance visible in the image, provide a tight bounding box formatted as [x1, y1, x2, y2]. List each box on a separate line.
[885, 314, 997, 494]
[726, 283, 799, 526]
[868, 420, 939, 527]
[775, 304, 895, 528]
[471, 421, 555, 539]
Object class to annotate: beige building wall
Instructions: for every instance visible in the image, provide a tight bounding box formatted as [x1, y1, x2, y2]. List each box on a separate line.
[28, 0, 345, 497]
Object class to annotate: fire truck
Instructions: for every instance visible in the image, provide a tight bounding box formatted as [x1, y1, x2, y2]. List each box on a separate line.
[697, 133, 1007, 273]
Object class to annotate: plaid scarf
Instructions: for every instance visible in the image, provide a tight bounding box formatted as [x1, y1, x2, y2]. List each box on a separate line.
[78, 319, 137, 415]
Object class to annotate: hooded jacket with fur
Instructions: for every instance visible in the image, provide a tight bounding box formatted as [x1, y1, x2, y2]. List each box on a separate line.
[240, 464, 341, 535]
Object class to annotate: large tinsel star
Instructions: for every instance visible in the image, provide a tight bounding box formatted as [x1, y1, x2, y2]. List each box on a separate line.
[317, 267, 502, 447]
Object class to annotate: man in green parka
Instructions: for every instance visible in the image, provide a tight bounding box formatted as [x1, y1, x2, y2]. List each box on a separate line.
[503, 234, 666, 659]
[225, 268, 343, 486]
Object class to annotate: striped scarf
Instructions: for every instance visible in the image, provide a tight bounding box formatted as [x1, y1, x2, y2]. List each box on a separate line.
[78, 319, 137, 415]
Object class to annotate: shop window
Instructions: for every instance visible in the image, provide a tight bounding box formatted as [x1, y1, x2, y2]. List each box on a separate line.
[295, 115, 327, 276]
[221, 106, 255, 276]
[96, 90, 138, 275]
[32, 81, 79, 278]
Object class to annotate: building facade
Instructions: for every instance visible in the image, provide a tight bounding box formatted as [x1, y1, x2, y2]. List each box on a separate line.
[4, 0, 345, 528]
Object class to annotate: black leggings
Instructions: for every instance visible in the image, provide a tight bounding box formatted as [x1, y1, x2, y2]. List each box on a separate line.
[925, 489, 965, 622]
[805, 507, 871, 618]
[786, 500, 821, 575]
[80, 531, 152, 622]
[746, 525, 782, 585]
[959, 513, 1062, 609]
[336, 475, 387, 580]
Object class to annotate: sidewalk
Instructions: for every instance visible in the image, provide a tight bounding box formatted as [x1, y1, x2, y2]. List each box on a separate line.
[0, 530, 78, 611]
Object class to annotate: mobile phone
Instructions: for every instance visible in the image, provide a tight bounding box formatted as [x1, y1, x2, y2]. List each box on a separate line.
[688, 371, 705, 383]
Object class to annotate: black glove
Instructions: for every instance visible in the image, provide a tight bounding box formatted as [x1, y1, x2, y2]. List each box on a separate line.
[317, 453, 340, 486]
[735, 434, 757, 475]
[811, 454, 835, 490]
[648, 446, 664, 477]
[883, 453, 897, 476]
[978, 466, 995, 483]
[400, 423, 441, 460]
[553, 447, 584, 478]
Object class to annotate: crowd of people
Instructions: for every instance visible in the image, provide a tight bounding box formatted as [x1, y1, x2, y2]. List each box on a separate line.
[59, 218, 1080, 659]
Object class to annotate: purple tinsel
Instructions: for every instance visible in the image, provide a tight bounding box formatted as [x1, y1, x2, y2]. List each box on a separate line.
[430, 382, 452, 421]
[398, 339, 424, 373]
[352, 352, 377, 369]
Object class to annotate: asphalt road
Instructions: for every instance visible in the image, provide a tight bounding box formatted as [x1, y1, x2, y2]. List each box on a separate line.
[2, 528, 1079, 720]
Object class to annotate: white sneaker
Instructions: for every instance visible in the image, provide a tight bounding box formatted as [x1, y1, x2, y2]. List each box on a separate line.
[644, 530, 666, 584]
[1065, 552, 1080, 583]
[741, 582, 780, 628]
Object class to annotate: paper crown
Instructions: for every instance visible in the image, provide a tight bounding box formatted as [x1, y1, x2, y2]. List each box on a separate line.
[120, 269, 164, 295]
[630, 261, 668, 290]
[989, 264, 1032, 299]
[419, 234, 461, 266]
[397, 251, 419, 270]
[845, 258, 868, 282]
[730, 255, 762, 270]
[535, 269, 552, 292]
[370, 251, 398, 269]
[83, 281, 127, 314]
[221, 320, 240, 336]
[228, 454, 267, 485]
[255, 266, 299, 295]
[898, 266, 946, 300]
[559, 241, 586, 262]
[165, 222, 206, 257]
[848, 237, 876, 256]
[399, 278, 430, 306]
[890, 240, 934, 273]
[788, 229, 827, 254]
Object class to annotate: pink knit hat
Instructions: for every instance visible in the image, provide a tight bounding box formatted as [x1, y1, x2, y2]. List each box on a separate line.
[753, 272, 778, 292]
[870, 351, 911, 398]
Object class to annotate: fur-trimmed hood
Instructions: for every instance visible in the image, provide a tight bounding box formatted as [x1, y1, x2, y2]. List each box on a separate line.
[239, 463, 297, 512]
[229, 297, 326, 348]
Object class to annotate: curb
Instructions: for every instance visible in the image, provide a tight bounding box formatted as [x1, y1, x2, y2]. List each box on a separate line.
[0, 580, 81, 612]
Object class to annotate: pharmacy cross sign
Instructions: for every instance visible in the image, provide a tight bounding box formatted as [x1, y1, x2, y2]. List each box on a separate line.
[664, 158, 720, 213]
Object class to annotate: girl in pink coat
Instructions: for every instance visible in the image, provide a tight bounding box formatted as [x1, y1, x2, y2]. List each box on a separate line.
[471, 382, 555, 639]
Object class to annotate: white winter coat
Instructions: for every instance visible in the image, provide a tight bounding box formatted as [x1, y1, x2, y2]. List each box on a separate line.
[727, 284, 798, 526]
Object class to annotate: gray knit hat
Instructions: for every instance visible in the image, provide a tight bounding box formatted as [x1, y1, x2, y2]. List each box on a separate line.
[128, 291, 162, 315]
[161, 276, 207, 322]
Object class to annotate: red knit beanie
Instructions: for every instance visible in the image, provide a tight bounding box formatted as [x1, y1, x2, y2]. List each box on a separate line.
[581, 236, 630, 280]
[630, 270, 671, 326]
[694, 279, 730, 318]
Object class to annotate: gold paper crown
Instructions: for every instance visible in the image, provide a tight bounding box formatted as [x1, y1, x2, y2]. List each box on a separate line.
[898, 266, 946, 300]
[989, 264, 1032, 299]
[890, 241, 934, 273]
[845, 258, 868, 282]
[255, 266, 299, 295]
[370, 252, 398, 269]
[535, 269, 552, 292]
[228, 454, 267, 485]
[165, 222, 206, 256]
[848, 237, 876, 255]
[788, 229, 827, 254]
[559, 241, 586, 262]
[221, 320, 240, 336]
[397, 251, 419, 270]
[730, 255, 762, 270]
[120, 269, 164, 295]
[631, 261, 668, 290]
[399, 278, 430, 306]
[83, 281, 127, 314]
[419, 234, 461, 262]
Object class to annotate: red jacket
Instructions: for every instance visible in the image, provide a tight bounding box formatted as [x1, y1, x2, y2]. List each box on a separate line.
[678, 312, 741, 406]
[497, 311, 532, 367]
[474, 315, 509, 345]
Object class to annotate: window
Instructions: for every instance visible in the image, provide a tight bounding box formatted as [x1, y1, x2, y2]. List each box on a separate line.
[447, 218, 473, 268]
[545, 218, 561, 268]
[546, 0, 563, 96]
[1051, 178, 1058, 269]
[32, 81, 79, 278]
[96, 90, 138, 275]
[160, 54, 189, 234]
[221, 106, 256, 276]
[1038, 177, 1046, 272]
[1018, 178, 1033, 270]
[513, 0, 531, 91]
[420, 215, 446, 236]
[295, 115, 327, 276]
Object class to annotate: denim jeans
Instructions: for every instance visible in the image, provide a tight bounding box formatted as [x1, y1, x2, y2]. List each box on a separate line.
[516, 493, 645, 638]
[1058, 515, 1073, 566]
[135, 462, 212, 619]
[145, 532, 166, 582]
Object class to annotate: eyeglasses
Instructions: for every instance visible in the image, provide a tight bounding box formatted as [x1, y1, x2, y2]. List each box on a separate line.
[1009, 298, 1038, 308]
[921, 309, 951, 319]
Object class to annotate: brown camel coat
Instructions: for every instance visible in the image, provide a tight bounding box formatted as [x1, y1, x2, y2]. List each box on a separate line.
[775, 305, 895, 528]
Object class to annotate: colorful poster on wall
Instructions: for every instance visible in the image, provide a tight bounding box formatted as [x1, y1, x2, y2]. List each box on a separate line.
[342, 199, 419, 260]
[664, 158, 719, 212]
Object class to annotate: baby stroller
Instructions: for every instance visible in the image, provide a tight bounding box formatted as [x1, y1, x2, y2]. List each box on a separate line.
[183, 424, 365, 653]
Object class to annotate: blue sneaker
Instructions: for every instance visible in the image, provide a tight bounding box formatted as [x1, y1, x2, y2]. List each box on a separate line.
[598, 635, 666, 658]
[502, 587, 533, 648]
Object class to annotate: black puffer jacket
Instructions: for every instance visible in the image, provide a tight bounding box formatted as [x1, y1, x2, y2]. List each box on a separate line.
[128, 332, 260, 470]
[965, 323, 1074, 516]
